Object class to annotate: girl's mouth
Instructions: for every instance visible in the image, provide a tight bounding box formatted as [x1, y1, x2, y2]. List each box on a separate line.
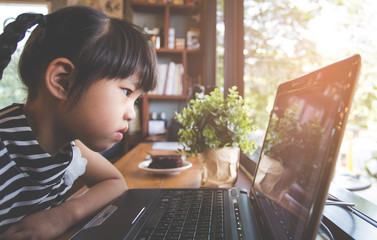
[116, 127, 128, 141]
[116, 132, 124, 141]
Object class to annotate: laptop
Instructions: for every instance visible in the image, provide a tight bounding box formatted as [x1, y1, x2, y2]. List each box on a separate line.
[71, 54, 361, 240]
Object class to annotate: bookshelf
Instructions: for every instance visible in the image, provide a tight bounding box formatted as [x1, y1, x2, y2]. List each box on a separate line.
[129, 0, 205, 138]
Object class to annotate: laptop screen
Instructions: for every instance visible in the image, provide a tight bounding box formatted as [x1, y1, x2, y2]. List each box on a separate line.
[251, 55, 361, 239]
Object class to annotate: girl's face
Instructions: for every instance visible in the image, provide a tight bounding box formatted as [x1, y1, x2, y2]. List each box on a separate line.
[67, 75, 143, 152]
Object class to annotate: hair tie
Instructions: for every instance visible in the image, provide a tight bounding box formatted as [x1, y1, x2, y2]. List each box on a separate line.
[38, 14, 47, 27]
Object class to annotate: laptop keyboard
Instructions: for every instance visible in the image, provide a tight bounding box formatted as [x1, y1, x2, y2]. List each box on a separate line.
[134, 190, 225, 240]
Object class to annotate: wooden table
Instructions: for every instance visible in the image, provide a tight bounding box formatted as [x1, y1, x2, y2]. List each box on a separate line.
[114, 143, 201, 189]
[60, 142, 253, 239]
[113, 143, 252, 190]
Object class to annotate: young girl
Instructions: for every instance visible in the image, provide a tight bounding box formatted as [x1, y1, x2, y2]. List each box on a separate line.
[0, 5, 156, 239]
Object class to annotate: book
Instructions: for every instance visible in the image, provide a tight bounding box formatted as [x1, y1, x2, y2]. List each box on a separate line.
[154, 63, 168, 95]
[175, 64, 184, 95]
[153, 62, 184, 96]
[164, 62, 176, 95]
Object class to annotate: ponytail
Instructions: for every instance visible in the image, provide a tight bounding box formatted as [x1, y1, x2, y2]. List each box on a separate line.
[0, 13, 45, 79]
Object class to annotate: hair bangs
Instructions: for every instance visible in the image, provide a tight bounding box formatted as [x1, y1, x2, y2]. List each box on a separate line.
[107, 19, 157, 93]
[68, 17, 157, 104]
[82, 18, 156, 91]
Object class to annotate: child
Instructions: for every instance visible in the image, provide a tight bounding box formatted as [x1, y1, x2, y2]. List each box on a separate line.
[0, 5, 156, 239]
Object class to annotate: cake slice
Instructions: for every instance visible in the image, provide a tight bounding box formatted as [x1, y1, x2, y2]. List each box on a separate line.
[148, 154, 183, 169]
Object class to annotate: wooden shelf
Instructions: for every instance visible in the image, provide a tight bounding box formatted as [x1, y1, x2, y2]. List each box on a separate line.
[145, 94, 188, 100]
[156, 48, 201, 54]
[131, 0, 204, 137]
[131, 2, 166, 13]
[169, 4, 198, 14]
[131, 2, 198, 14]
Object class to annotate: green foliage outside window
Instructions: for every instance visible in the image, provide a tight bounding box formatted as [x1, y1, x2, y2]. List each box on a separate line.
[0, 50, 27, 108]
[216, 0, 377, 131]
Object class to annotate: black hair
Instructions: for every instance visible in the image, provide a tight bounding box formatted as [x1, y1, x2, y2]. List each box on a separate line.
[0, 13, 45, 79]
[0, 5, 157, 103]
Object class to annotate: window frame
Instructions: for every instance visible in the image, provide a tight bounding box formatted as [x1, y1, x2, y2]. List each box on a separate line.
[223, 0, 244, 97]
[221, 0, 258, 174]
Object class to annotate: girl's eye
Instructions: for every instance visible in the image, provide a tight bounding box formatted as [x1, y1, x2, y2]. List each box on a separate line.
[123, 88, 133, 97]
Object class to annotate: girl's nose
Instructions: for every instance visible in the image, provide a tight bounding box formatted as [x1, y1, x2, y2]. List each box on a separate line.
[124, 104, 136, 122]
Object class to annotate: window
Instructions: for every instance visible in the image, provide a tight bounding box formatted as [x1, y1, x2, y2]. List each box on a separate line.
[217, 0, 377, 205]
[0, 1, 50, 108]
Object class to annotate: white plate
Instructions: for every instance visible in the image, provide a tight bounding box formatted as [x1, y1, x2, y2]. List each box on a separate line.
[138, 160, 192, 174]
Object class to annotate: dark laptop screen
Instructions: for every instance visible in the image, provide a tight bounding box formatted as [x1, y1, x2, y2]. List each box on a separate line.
[252, 55, 360, 240]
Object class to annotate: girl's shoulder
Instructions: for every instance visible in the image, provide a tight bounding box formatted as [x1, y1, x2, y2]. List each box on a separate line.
[0, 104, 29, 137]
[0, 103, 24, 121]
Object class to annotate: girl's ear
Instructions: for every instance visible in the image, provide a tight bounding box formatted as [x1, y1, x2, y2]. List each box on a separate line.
[45, 58, 76, 100]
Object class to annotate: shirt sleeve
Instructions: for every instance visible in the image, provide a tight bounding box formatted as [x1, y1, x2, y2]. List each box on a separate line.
[63, 145, 88, 187]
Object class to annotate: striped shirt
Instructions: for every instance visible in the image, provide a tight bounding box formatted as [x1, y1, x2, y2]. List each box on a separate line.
[0, 104, 74, 232]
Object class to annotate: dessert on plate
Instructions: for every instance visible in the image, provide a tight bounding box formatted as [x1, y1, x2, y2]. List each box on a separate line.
[148, 154, 183, 169]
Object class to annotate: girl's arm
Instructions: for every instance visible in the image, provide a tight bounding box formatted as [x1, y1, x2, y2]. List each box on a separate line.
[64, 140, 127, 226]
[0, 140, 127, 240]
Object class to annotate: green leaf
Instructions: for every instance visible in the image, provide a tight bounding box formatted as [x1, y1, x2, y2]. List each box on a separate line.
[175, 87, 256, 155]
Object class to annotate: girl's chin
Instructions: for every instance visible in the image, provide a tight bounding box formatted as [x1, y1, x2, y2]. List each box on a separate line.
[86, 141, 118, 153]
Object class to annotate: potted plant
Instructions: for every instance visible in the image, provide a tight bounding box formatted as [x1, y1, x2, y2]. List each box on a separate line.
[175, 86, 256, 187]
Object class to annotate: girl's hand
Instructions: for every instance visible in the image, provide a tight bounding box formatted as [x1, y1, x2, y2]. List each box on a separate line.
[0, 207, 69, 240]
